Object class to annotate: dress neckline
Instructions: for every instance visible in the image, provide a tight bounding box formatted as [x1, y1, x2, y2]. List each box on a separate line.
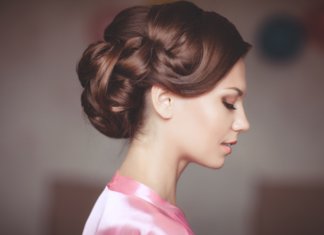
[107, 171, 191, 228]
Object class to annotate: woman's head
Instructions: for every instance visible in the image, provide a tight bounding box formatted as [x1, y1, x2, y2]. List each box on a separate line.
[164, 58, 250, 168]
[77, 1, 251, 139]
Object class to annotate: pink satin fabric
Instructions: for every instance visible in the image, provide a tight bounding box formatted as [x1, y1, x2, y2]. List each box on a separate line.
[82, 172, 194, 235]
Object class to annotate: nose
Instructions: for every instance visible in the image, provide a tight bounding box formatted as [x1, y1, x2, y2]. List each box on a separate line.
[232, 107, 250, 133]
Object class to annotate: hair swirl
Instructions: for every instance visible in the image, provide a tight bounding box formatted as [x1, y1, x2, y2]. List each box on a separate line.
[77, 1, 251, 139]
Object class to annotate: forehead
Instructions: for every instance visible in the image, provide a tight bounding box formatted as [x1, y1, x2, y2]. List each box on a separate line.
[216, 59, 246, 93]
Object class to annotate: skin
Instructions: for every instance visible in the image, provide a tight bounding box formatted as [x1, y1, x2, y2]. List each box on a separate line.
[119, 58, 250, 205]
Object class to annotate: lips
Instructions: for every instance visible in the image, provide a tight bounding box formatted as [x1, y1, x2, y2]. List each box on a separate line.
[221, 140, 237, 154]
[222, 140, 237, 146]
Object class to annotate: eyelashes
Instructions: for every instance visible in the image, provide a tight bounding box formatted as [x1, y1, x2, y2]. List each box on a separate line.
[222, 101, 237, 110]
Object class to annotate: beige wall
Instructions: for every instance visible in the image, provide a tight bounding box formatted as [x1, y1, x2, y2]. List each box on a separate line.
[1, 0, 323, 234]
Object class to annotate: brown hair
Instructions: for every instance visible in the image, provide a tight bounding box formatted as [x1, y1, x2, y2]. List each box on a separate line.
[77, 1, 251, 139]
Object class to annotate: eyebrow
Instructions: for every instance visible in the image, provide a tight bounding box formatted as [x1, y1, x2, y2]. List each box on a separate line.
[225, 87, 245, 96]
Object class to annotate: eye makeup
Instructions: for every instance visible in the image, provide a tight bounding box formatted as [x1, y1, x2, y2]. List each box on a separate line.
[222, 95, 238, 110]
[222, 100, 237, 110]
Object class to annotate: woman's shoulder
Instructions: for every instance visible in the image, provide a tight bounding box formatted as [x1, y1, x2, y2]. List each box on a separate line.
[82, 186, 194, 235]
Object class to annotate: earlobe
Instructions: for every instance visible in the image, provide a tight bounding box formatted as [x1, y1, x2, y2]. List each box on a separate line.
[151, 85, 173, 119]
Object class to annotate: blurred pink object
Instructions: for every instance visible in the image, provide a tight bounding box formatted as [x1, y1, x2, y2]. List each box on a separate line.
[82, 172, 194, 235]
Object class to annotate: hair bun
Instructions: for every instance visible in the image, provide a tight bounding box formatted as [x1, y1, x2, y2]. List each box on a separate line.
[77, 40, 142, 138]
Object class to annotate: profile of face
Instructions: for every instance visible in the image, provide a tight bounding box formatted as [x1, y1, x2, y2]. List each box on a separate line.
[168, 58, 250, 169]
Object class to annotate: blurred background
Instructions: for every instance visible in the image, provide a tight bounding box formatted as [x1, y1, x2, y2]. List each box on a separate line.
[1, 0, 324, 234]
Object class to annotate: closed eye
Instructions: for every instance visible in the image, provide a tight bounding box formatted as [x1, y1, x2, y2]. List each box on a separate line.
[223, 101, 236, 110]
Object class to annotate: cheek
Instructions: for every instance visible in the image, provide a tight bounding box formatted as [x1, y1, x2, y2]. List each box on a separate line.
[172, 99, 225, 156]
[192, 99, 226, 136]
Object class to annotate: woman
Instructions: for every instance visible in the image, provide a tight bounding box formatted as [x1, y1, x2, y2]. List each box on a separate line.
[77, 1, 251, 234]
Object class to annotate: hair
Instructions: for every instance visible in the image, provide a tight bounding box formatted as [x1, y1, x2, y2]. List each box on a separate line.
[77, 1, 251, 139]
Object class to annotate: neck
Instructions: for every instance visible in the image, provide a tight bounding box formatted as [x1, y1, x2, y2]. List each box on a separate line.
[118, 135, 188, 205]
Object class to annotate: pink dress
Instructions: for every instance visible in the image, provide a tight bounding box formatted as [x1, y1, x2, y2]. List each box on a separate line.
[82, 172, 194, 235]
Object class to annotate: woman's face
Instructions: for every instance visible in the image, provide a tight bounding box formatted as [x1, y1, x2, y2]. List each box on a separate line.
[170, 58, 250, 169]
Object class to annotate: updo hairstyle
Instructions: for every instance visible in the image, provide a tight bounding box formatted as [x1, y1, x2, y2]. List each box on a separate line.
[77, 1, 251, 139]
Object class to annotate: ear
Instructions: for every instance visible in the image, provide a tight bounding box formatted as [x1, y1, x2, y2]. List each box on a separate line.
[150, 85, 173, 119]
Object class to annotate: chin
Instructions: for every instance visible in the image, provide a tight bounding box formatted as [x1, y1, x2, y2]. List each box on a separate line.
[208, 162, 225, 169]
[199, 158, 225, 169]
